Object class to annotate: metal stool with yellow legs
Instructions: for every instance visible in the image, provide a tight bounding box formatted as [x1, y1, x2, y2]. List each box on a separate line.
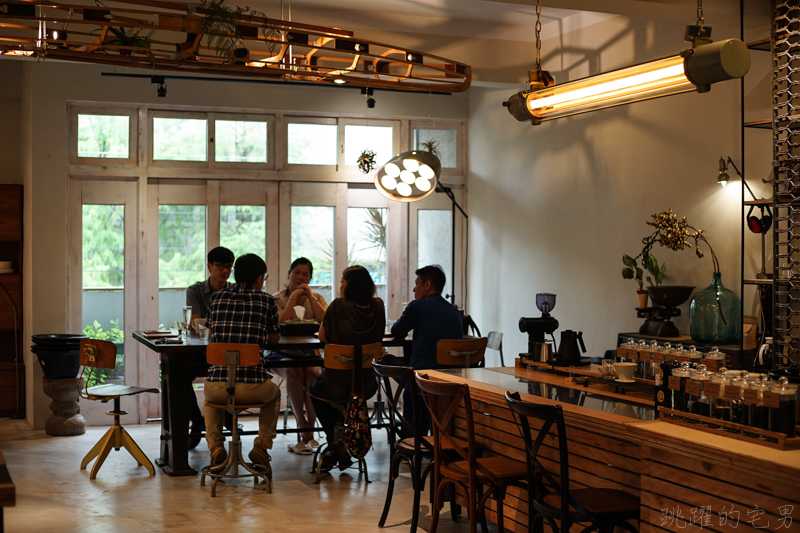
[79, 338, 159, 480]
[200, 343, 272, 497]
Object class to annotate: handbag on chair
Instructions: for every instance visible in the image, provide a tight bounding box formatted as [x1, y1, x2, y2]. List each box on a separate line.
[344, 345, 372, 459]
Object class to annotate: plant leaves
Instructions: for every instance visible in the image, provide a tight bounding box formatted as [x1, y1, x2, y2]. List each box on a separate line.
[622, 268, 633, 279]
[622, 255, 636, 268]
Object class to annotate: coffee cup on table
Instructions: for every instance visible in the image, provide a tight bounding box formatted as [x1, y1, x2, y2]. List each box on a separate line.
[613, 362, 637, 381]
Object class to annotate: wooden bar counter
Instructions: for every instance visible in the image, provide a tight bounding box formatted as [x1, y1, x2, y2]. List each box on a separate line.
[427, 365, 800, 533]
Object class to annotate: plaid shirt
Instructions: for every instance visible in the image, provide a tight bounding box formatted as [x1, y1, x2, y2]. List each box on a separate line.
[205, 284, 280, 383]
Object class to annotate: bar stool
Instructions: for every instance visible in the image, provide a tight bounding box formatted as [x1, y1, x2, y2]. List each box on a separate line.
[200, 343, 271, 497]
[437, 337, 487, 369]
[486, 331, 505, 367]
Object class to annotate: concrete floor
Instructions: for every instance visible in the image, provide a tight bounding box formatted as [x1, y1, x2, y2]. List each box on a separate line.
[0, 416, 484, 533]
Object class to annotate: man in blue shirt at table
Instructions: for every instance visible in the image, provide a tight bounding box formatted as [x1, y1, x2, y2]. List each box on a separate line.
[390, 264, 462, 432]
[205, 253, 281, 478]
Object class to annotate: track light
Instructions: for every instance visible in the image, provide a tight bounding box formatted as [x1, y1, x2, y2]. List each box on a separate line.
[362, 87, 375, 108]
[151, 75, 167, 97]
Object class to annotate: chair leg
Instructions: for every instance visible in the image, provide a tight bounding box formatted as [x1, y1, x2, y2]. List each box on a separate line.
[377, 459, 397, 527]
[80, 425, 115, 470]
[119, 427, 156, 475]
[89, 428, 117, 480]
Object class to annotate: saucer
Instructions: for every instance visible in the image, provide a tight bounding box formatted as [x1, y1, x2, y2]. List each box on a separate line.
[614, 378, 636, 383]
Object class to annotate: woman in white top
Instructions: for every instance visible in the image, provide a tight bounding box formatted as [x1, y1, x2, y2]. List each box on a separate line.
[271, 257, 328, 454]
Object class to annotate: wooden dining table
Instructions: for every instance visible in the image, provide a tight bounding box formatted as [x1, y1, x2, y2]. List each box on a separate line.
[132, 330, 410, 476]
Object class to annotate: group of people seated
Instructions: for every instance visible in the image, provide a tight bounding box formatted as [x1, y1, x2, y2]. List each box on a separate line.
[185, 245, 464, 478]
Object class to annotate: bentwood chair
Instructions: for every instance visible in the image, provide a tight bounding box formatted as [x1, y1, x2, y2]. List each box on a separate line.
[486, 332, 505, 367]
[79, 339, 159, 480]
[504, 391, 640, 533]
[200, 343, 271, 497]
[310, 342, 382, 484]
[416, 373, 527, 533]
[436, 338, 488, 369]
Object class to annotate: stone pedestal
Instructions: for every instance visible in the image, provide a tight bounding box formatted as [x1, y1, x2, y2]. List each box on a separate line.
[42, 377, 86, 436]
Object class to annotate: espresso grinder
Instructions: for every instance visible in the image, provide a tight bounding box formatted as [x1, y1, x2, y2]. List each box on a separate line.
[519, 293, 559, 362]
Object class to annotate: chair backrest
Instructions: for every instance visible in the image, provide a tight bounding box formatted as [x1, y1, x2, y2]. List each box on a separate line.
[207, 343, 262, 367]
[416, 372, 500, 484]
[323, 343, 383, 370]
[486, 331, 503, 351]
[436, 337, 487, 369]
[80, 338, 117, 369]
[505, 391, 571, 526]
[373, 359, 430, 453]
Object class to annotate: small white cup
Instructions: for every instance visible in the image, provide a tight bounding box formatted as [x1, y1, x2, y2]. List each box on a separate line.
[613, 362, 637, 381]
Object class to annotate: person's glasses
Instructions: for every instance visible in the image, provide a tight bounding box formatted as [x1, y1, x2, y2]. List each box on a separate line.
[212, 262, 233, 271]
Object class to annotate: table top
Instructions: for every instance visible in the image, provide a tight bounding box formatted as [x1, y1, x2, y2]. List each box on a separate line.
[132, 330, 409, 354]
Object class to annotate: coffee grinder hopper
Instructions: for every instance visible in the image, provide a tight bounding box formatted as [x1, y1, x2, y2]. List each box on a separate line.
[519, 293, 559, 360]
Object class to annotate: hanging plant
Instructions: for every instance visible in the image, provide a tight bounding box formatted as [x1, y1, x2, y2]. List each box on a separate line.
[102, 26, 153, 55]
[420, 139, 441, 160]
[200, 0, 279, 63]
[357, 149, 377, 174]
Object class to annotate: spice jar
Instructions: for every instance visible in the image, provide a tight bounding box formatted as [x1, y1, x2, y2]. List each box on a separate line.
[617, 338, 635, 361]
[636, 340, 650, 378]
[727, 376, 747, 428]
[688, 345, 703, 368]
[707, 369, 729, 424]
[687, 364, 712, 418]
[744, 377, 771, 435]
[669, 363, 692, 413]
[649, 340, 659, 379]
[703, 346, 726, 373]
[674, 344, 688, 364]
[767, 377, 798, 437]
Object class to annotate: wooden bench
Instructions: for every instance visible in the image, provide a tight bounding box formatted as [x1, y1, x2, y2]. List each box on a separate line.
[0, 449, 15, 533]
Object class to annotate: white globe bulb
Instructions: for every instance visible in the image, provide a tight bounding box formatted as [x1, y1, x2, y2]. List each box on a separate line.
[381, 175, 398, 190]
[415, 177, 431, 192]
[384, 162, 401, 178]
[402, 158, 420, 172]
[396, 182, 412, 197]
[418, 164, 435, 180]
[400, 170, 416, 184]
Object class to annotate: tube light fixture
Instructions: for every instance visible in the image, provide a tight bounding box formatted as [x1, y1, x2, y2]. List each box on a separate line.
[374, 150, 441, 202]
[504, 38, 751, 125]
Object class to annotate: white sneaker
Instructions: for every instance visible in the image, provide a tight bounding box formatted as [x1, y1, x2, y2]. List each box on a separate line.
[307, 439, 321, 451]
[288, 441, 313, 455]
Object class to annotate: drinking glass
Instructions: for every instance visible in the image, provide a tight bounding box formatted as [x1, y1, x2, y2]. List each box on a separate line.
[182, 306, 193, 328]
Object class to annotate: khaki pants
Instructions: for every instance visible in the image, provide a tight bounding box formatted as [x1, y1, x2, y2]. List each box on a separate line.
[204, 380, 280, 451]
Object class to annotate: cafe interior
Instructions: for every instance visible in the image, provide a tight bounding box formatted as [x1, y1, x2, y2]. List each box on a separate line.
[2, 0, 800, 531]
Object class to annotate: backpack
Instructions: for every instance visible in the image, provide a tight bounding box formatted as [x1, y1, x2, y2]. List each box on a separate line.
[344, 345, 372, 458]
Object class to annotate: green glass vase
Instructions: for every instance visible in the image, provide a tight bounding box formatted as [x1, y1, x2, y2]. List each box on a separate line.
[689, 272, 741, 344]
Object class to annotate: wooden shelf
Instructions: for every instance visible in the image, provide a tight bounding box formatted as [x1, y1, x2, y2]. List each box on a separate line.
[744, 119, 771, 129]
[743, 198, 773, 206]
[747, 39, 770, 51]
[744, 279, 772, 285]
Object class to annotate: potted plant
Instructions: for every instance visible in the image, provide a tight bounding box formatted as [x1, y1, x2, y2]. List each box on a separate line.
[199, 0, 279, 64]
[104, 26, 153, 56]
[622, 254, 648, 308]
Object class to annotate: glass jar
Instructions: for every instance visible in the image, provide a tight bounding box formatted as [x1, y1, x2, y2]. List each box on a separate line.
[674, 344, 687, 364]
[649, 341, 659, 379]
[688, 345, 702, 368]
[708, 369, 729, 424]
[669, 363, 692, 413]
[703, 346, 727, 373]
[617, 338, 635, 361]
[727, 377, 747, 428]
[745, 378, 771, 435]
[637, 340, 650, 378]
[768, 377, 798, 437]
[687, 364, 712, 418]
[689, 271, 742, 344]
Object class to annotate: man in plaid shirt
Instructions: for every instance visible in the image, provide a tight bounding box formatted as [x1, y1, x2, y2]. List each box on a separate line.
[205, 253, 281, 476]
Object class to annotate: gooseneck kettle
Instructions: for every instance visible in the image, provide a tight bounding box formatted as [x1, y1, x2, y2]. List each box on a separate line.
[556, 330, 586, 362]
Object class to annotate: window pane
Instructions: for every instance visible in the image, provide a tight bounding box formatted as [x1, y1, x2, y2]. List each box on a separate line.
[220, 205, 266, 260]
[78, 114, 129, 159]
[153, 118, 207, 161]
[82, 205, 125, 384]
[344, 125, 394, 168]
[287, 123, 337, 165]
[291, 206, 334, 302]
[414, 128, 457, 168]
[348, 207, 387, 302]
[215, 120, 268, 163]
[418, 209, 452, 297]
[159, 205, 206, 327]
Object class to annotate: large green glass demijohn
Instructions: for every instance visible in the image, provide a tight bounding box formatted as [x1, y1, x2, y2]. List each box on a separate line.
[690, 271, 741, 343]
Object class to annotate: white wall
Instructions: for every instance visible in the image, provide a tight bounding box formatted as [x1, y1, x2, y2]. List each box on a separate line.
[466, 14, 772, 365]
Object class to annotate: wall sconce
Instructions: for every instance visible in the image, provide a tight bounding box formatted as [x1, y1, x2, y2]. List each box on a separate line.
[374, 151, 440, 202]
[717, 156, 757, 200]
[505, 38, 751, 125]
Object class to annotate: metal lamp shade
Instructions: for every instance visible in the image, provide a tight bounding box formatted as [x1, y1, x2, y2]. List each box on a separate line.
[374, 150, 441, 202]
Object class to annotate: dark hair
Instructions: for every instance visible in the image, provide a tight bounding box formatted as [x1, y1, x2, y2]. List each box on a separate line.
[415, 265, 446, 293]
[208, 246, 234, 264]
[341, 265, 375, 306]
[289, 257, 313, 279]
[234, 254, 267, 285]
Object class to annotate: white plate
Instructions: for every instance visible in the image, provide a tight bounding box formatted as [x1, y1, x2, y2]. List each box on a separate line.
[614, 378, 636, 383]
[0, 268, 15, 274]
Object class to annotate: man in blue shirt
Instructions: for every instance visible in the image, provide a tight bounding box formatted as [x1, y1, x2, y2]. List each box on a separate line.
[390, 265, 462, 432]
[205, 254, 281, 478]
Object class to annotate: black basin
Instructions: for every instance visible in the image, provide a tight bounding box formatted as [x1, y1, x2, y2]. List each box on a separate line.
[647, 286, 695, 308]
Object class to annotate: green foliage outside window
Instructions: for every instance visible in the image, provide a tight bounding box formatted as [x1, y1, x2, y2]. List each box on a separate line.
[78, 114, 129, 159]
[159, 205, 206, 287]
[83, 205, 125, 287]
[220, 205, 266, 260]
[81, 319, 125, 386]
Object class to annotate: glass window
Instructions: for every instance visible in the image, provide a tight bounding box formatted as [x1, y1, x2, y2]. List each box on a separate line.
[417, 209, 452, 297]
[414, 128, 457, 169]
[153, 118, 207, 161]
[78, 115, 129, 159]
[82, 204, 125, 384]
[344, 125, 394, 168]
[287, 123, 337, 165]
[215, 120, 268, 163]
[348, 207, 387, 302]
[291, 206, 334, 302]
[220, 205, 266, 260]
[159, 205, 206, 328]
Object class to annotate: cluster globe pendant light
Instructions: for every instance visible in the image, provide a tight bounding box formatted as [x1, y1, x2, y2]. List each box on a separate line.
[374, 151, 441, 202]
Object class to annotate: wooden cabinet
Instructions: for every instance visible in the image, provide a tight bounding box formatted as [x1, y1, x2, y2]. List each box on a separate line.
[0, 184, 24, 417]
